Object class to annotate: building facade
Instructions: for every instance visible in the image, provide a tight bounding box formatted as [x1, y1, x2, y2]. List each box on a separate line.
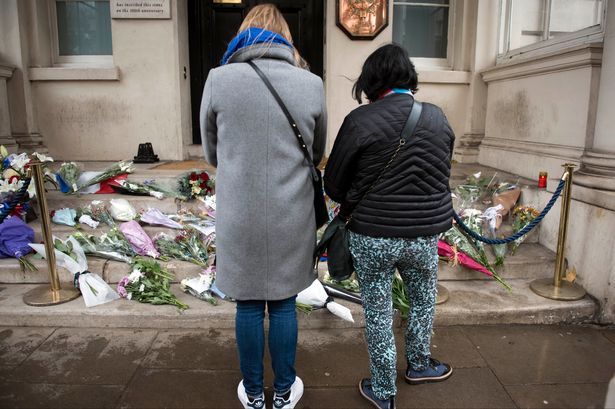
[1, 0, 614, 322]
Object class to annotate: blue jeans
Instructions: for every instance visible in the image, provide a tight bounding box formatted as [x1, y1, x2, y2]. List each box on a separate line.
[236, 296, 298, 397]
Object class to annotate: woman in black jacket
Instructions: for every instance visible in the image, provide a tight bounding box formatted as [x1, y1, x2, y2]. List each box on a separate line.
[324, 44, 455, 409]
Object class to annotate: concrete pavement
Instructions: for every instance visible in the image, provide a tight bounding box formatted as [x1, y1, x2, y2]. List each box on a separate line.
[1, 324, 614, 409]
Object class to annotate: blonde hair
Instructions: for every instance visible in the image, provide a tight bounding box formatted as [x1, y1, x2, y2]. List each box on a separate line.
[238, 4, 308, 69]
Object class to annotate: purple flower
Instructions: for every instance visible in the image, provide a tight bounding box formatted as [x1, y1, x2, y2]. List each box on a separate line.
[117, 276, 130, 298]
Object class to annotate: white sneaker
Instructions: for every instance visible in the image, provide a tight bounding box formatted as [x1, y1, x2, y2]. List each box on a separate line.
[273, 376, 304, 409]
[237, 380, 265, 409]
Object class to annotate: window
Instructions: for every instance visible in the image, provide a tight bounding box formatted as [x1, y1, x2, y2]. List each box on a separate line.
[393, 0, 452, 68]
[499, 0, 605, 60]
[50, 0, 113, 65]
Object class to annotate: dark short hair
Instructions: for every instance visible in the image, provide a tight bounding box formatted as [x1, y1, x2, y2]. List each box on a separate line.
[353, 44, 418, 104]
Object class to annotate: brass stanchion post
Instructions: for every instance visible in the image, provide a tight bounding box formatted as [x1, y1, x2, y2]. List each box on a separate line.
[23, 161, 80, 306]
[530, 164, 586, 301]
[436, 283, 449, 305]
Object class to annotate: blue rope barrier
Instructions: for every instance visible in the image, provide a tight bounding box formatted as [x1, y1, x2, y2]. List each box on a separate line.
[453, 178, 566, 245]
[0, 177, 32, 224]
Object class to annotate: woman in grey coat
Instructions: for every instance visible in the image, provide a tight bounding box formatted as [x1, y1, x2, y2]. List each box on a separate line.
[200, 5, 326, 409]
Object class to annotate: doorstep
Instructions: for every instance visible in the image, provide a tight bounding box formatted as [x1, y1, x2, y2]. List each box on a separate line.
[0, 279, 596, 330]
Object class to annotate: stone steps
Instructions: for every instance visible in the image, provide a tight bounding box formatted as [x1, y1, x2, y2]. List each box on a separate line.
[0, 240, 553, 284]
[0, 279, 596, 329]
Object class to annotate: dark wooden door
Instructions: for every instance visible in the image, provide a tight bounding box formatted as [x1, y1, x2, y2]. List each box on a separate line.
[188, 0, 324, 144]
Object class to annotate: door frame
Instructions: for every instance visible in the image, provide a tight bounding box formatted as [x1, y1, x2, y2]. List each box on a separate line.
[182, 0, 327, 151]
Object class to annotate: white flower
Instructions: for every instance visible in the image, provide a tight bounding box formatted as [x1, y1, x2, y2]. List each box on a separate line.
[204, 195, 216, 211]
[0, 178, 23, 193]
[127, 292, 133, 300]
[128, 268, 143, 283]
[9, 153, 30, 171]
[139, 283, 145, 292]
[150, 191, 164, 199]
[32, 152, 54, 163]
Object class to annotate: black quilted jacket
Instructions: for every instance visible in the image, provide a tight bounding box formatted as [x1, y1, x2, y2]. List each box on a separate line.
[324, 93, 455, 238]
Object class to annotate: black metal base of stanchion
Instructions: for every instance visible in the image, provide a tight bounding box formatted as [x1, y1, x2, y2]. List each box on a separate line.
[529, 278, 586, 301]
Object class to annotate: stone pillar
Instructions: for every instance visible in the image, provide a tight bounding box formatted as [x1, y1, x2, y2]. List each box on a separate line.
[454, 0, 499, 163]
[0, 0, 46, 153]
[0, 65, 17, 152]
[575, 2, 615, 190]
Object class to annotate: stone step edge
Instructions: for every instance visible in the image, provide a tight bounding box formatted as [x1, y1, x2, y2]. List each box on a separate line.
[0, 280, 597, 329]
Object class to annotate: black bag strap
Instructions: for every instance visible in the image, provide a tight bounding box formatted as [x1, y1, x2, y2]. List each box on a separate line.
[346, 97, 423, 224]
[247, 60, 319, 181]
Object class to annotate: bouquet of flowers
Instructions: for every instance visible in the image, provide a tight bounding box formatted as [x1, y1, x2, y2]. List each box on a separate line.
[0, 216, 36, 271]
[51, 208, 77, 227]
[322, 271, 360, 293]
[71, 231, 134, 263]
[1, 146, 53, 219]
[119, 221, 160, 259]
[441, 222, 511, 290]
[117, 257, 188, 310]
[510, 205, 540, 254]
[140, 208, 183, 229]
[78, 200, 116, 227]
[153, 229, 210, 267]
[180, 265, 217, 305]
[112, 179, 166, 200]
[109, 198, 137, 222]
[392, 274, 410, 319]
[98, 228, 137, 260]
[78, 161, 134, 190]
[29, 236, 120, 307]
[178, 170, 215, 200]
[296, 279, 354, 322]
[56, 162, 81, 193]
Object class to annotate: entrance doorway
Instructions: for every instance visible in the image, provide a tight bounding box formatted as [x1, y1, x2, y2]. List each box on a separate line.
[188, 0, 324, 144]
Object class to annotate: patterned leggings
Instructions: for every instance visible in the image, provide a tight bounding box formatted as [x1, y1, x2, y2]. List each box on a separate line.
[349, 232, 439, 400]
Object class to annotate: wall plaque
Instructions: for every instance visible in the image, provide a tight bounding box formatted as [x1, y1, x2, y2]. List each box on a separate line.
[111, 1, 171, 19]
[337, 0, 388, 40]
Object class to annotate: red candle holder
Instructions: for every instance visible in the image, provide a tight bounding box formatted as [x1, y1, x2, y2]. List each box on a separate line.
[538, 172, 548, 189]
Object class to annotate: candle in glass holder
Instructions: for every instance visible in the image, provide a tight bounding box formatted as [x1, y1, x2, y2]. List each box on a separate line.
[538, 171, 548, 189]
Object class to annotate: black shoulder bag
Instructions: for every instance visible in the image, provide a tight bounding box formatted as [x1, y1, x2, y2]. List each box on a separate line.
[315, 98, 423, 281]
[248, 60, 329, 229]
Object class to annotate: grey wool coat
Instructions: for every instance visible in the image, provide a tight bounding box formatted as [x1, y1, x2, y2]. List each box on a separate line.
[200, 44, 327, 301]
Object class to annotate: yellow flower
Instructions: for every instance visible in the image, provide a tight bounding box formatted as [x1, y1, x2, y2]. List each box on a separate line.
[2, 168, 19, 179]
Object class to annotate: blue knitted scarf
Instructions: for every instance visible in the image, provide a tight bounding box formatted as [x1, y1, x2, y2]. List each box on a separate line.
[221, 27, 292, 65]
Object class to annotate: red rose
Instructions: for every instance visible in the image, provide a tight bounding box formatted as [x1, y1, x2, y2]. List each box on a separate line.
[189, 173, 198, 181]
[50, 210, 56, 218]
[200, 181, 207, 189]
[8, 175, 20, 184]
[200, 172, 209, 181]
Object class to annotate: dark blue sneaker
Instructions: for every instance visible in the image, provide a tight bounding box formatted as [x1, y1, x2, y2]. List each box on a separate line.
[358, 378, 395, 409]
[405, 358, 453, 385]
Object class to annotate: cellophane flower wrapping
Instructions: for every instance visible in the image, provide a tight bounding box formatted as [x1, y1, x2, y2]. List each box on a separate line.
[77, 160, 134, 190]
[29, 236, 119, 307]
[56, 162, 81, 193]
[109, 198, 137, 221]
[71, 231, 134, 263]
[79, 200, 116, 227]
[153, 232, 205, 267]
[296, 279, 354, 322]
[119, 220, 160, 258]
[0, 217, 35, 267]
[78, 214, 99, 229]
[510, 205, 540, 254]
[51, 208, 77, 226]
[180, 266, 217, 305]
[140, 208, 183, 229]
[117, 257, 188, 310]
